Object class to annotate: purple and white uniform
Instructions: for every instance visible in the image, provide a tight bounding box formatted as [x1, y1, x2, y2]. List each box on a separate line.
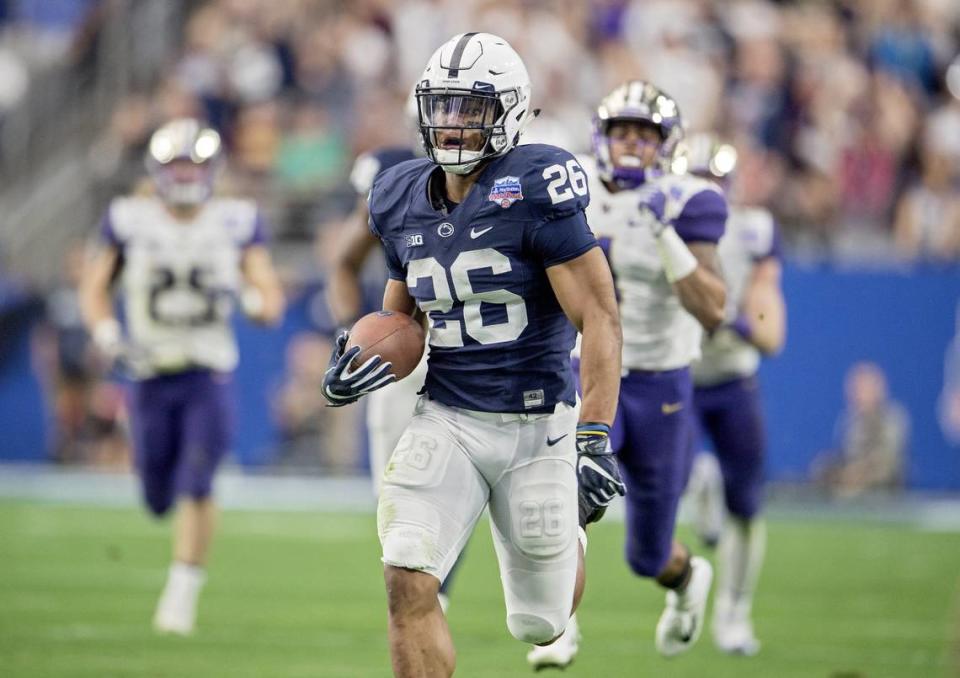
[101, 196, 266, 515]
[582, 157, 726, 577]
[691, 206, 781, 519]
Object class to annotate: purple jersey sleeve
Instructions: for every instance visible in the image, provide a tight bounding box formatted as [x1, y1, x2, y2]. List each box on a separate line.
[528, 210, 598, 267]
[99, 208, 123, 250]
[243, 210, 269, 248]
[758, 220, 783, 261]
[673, 189, 727, 244]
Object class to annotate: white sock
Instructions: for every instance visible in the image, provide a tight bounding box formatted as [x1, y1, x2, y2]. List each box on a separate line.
[167, 561, 206, 596]
[688, 453, 725, 543]
[716, 517, 766, 618]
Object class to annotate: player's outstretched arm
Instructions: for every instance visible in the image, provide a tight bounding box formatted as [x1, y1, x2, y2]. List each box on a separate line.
[326, 198, 381, 325]
[241, 245, 286, 326]
[78, 244, 123, 360]
[740, 257, 786, 355]
[546, 247, 621, 426]
[672, 242, 726, 331]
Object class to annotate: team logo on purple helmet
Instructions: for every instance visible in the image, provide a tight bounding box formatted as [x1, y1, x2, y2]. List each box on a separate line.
[488, 175, 524, 208]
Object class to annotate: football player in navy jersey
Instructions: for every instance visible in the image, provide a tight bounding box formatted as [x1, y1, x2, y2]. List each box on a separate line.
[329, 140, 469, 614]
[321, 33, 623, 677]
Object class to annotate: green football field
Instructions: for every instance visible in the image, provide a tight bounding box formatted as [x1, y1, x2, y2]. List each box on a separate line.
[1, 501, 957, 678]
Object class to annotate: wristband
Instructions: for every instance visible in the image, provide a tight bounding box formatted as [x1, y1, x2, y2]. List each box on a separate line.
[577, 422, 610, 437]
[93, 318, 121, 349]
[655, 226, 698, 283]
[240, 286, 265, 318]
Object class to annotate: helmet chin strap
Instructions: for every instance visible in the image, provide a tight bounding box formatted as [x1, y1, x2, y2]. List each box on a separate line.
[435, 148, 483, 175]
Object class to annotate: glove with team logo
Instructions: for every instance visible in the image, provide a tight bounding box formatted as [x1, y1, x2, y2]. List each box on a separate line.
[576, 422, 626, 525]
[636, 185, 668, 236]
[322, 330, 396, 407]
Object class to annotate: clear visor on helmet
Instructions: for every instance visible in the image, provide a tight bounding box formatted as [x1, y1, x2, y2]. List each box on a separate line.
[418, 91, 503, 152]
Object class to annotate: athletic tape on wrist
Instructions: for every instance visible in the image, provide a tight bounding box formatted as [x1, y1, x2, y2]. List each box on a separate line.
[655, 226, 698, 283]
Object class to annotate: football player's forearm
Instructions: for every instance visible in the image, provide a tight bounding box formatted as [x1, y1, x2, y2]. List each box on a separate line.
[327, 266, 364, 325]
[242, 249, 286, 325]
[78, 250, 119, 331]
[674, 270, 726, 331]
[381, 279, 417, 316]
[743, 291, 785, 355]
[79, 286, 114, 330]
[328, 220, 381, 324]
[250, 278, 286, 326]
[578, 306, 622, 426]
[742, 260, 785, 355]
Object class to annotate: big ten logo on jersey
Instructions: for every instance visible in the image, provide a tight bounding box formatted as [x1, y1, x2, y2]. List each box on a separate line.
[542, 159, 587, 205]
[406, 233, 424, 248]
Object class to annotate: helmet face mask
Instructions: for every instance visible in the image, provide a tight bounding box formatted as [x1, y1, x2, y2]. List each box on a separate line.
[146, 118, 222, 207]
[592, 81, 684, 189]
[416, 33, 532, 175]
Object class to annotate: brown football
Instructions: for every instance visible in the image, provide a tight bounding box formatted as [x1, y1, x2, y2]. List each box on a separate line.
[345, 311, 426, 380]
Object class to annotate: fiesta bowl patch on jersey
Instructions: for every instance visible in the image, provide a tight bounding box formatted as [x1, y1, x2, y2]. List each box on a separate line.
[488, 175, 524, 208]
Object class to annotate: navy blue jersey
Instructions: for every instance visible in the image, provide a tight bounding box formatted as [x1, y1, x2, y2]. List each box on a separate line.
[350, 147, 419, 197]
[369, 144, 597, 413]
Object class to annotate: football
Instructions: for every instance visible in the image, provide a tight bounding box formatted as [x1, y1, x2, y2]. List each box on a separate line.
[345, 310, 426, 381]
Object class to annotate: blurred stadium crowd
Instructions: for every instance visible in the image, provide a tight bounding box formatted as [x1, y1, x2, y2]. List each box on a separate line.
[0, 0, 957, 472]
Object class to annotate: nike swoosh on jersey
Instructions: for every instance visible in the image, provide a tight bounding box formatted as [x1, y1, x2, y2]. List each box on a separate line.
[546, 434, 568, 446]
[470, 226, 494, 239]
[661, 401, 684, 415]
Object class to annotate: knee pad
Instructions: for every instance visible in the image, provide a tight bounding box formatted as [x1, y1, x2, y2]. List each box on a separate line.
[507, 612, 565, 645]
[510, 483, 575, 561]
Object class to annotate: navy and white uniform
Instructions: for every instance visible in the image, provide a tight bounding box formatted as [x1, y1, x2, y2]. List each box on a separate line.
[348, 147, 429, 495]
[583, 158, 727, 578]
[101, 196, 266, 515]
[369, 144, 596, 643]
[691, 206, 781, 519]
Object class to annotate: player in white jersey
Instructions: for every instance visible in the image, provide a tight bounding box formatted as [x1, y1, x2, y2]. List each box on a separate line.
[681, 134, 787, 655]
[79, 119, 285, 635]
[531, 81, 728, 669]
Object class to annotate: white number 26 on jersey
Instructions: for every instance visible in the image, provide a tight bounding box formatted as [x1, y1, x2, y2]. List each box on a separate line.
[543, 159, 588, 205]
[407, 248, 529, 348]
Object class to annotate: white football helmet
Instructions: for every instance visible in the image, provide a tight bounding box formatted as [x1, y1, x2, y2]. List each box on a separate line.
[145, 118, 223, 206]
[415, 32, 533, 175]
[672, 132, 738, 181]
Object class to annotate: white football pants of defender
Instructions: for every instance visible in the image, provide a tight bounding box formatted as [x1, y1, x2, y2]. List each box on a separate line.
[367, 346, 429, 495]
[378, 397, 580, 645]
